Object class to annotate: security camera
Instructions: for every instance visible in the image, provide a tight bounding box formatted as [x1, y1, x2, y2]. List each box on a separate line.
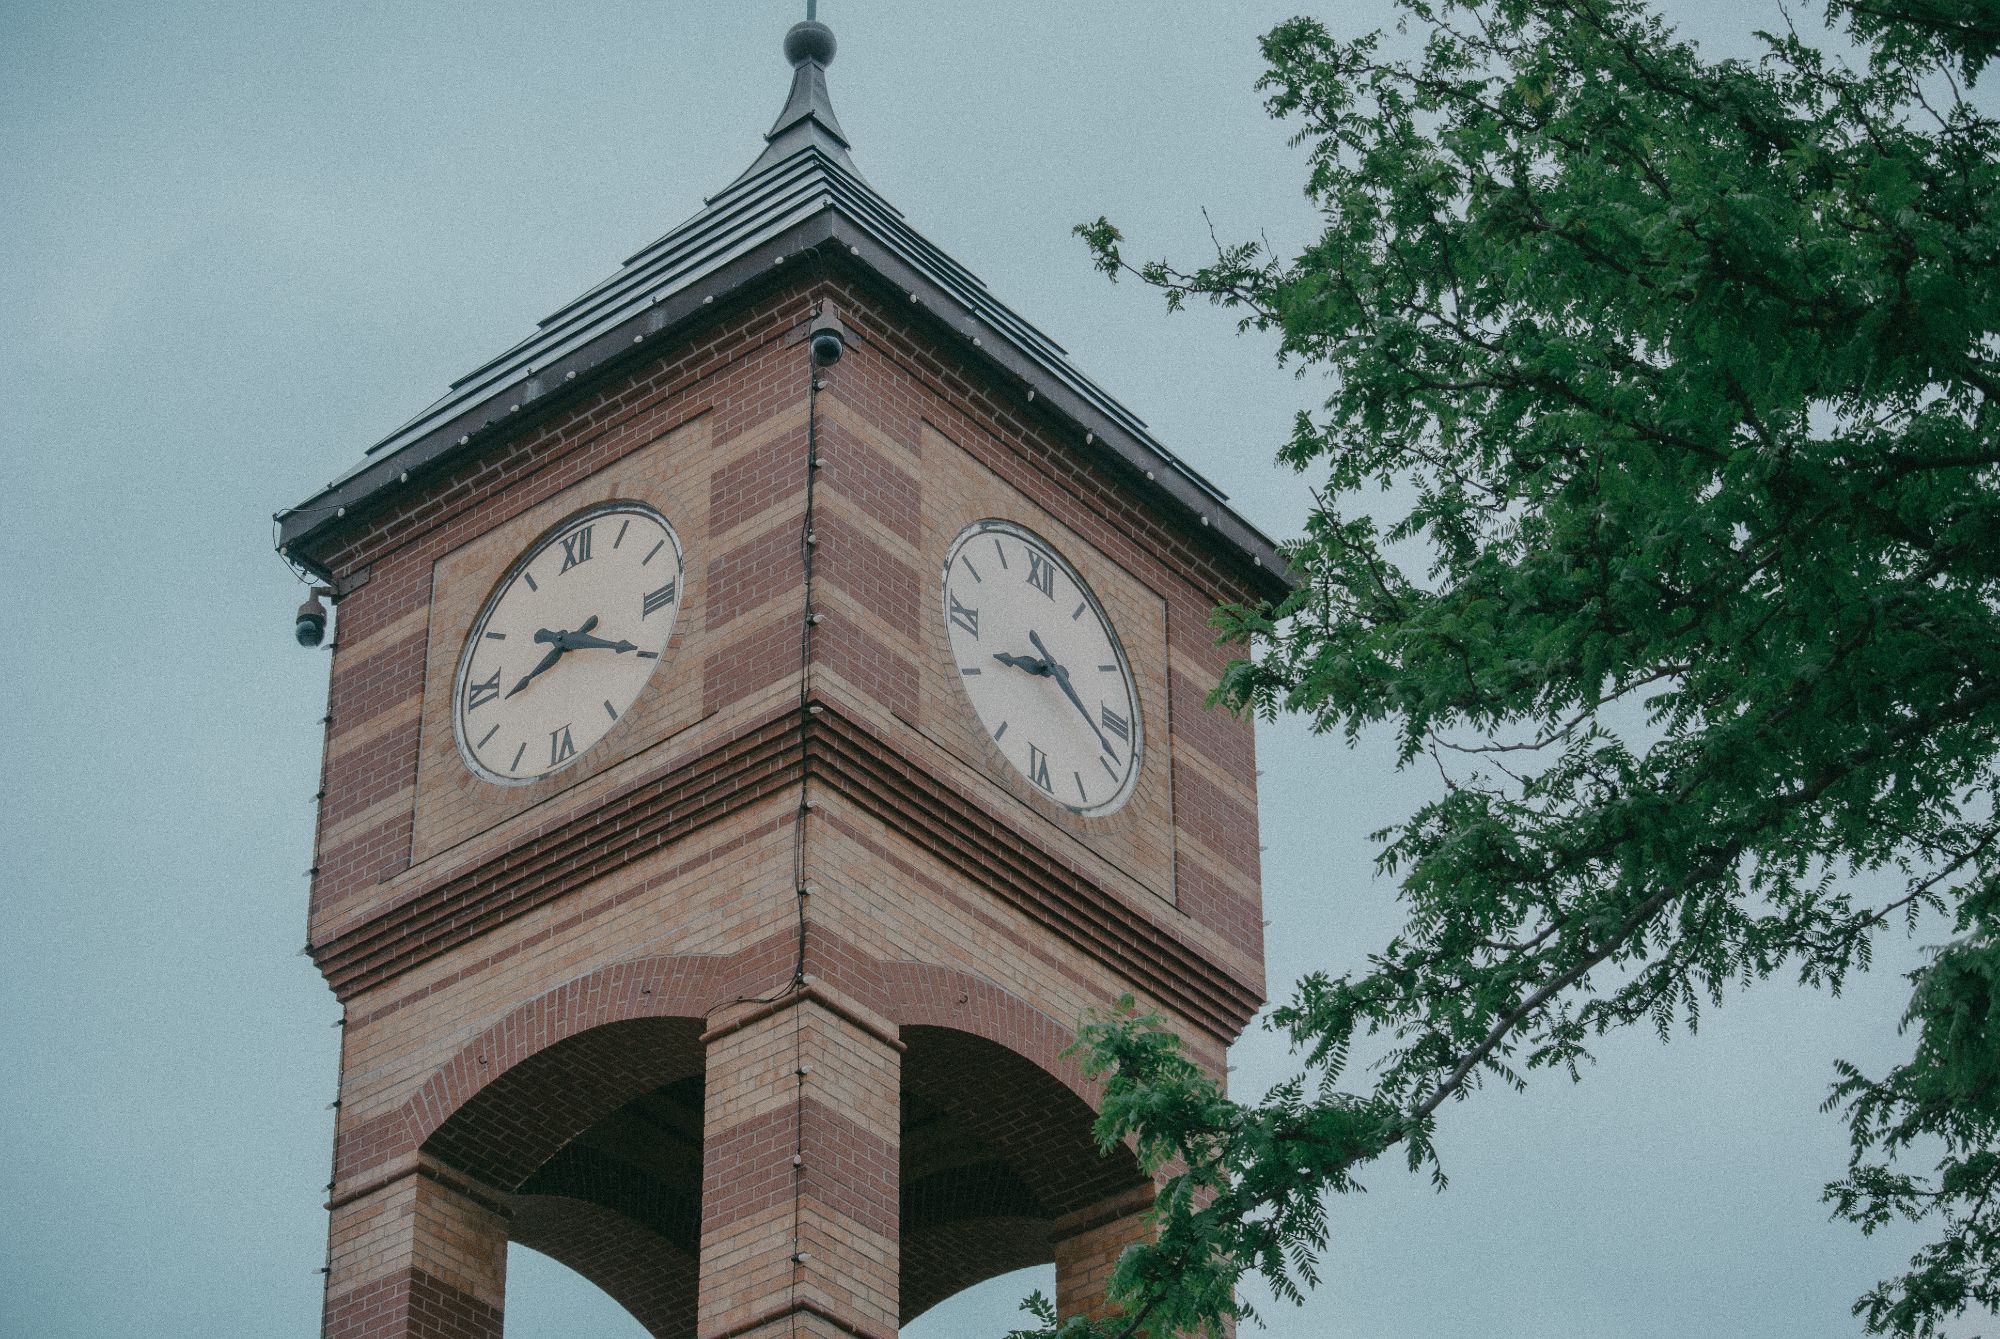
[296, 590, 331, 647]
[810, 303, 846, 366]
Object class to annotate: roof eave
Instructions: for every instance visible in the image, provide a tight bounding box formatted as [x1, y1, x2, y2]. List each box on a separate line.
[276, 211, 837, 569]
[823, 214, 1293, 599]
[279, 213, 1295, 601]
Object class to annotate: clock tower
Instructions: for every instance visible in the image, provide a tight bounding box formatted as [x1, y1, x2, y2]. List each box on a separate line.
[278, 20, 1286, 1338]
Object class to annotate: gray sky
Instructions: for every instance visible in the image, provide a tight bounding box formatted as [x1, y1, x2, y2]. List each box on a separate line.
[0, 1, 1966, 1335]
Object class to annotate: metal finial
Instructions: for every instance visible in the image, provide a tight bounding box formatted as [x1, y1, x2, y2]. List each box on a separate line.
[784, 16, 836, 67]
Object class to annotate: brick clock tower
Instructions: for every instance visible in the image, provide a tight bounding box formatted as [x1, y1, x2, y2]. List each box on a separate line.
[278, 20, 1286, 1339]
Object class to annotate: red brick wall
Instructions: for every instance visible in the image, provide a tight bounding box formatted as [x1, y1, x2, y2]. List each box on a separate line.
[299, 258, 1267, 1336]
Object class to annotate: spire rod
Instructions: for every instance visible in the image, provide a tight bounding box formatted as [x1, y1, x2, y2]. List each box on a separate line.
[807, 0, 817, 18]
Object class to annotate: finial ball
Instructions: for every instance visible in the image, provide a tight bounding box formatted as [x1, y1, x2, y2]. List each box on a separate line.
[784, 20, 836, 68]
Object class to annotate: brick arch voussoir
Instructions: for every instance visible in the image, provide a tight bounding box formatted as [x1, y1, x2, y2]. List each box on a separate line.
[880, 961, 1147, 1226]
[878, 961, 1098, 1108]
[337, 935, 795, 1185]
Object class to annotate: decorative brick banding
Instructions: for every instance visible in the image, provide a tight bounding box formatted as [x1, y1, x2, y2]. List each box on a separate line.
[295, 234, 1270, 1335]
[322, 1270, 503, 1339]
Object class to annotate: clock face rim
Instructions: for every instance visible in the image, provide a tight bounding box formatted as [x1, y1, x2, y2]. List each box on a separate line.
[941, 517, 1144, 818]
[450, 499, 686, 788]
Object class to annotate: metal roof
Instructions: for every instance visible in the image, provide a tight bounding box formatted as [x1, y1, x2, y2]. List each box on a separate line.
[279, 22, 1291, 595]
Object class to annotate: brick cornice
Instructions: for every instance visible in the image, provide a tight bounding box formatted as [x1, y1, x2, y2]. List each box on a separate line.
[311, 703, 1261, 1038]
[812, 710, 1263, 1038]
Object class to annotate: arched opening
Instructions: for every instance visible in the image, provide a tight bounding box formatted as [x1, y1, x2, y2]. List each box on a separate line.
[419, 1016, 707, 1339]
[400, 986, 1154, 1334]
[898, 1025, 1149, 1324]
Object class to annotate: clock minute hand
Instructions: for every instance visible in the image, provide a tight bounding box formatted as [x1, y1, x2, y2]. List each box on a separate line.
[1029, 630, 1119, 759]
[507, 640, 567, 698]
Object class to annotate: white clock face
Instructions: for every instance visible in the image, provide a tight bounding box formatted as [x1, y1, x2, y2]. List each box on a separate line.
[453, 502, 685, 785]
[942, 519, 1142, 816]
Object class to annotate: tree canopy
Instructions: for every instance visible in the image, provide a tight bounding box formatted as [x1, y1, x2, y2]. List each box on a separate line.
[1039, 1, 2000, 1335]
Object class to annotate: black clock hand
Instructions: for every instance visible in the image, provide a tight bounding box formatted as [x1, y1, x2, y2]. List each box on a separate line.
[1053, 663, 1119, 758]
[560, 629, 637, 654]
[508, 641, 567, 697]
[1029, 630, 1119, 758]
[992, 650, 1052, 676]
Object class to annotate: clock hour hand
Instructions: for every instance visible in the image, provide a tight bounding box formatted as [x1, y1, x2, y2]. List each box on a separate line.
[1029, 630, 1119, 759]
[559, 626, 637, 655]
[992, 650, 1052, 676]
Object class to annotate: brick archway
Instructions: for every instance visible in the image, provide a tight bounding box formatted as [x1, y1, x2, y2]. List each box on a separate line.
[876, 968, 1151, 1324]
[333, 943, 1155, 1336]
[405, 956, 747, 1339]
[878, 961, 1100, 1106]
[335, 936, 795, 1185]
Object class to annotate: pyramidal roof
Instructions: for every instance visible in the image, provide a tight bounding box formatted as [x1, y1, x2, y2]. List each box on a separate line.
[279, 21, 1288, 593]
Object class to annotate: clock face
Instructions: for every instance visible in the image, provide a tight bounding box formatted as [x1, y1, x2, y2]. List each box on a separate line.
[942, 519, 1142, 816]
[453, 502, 685, 785]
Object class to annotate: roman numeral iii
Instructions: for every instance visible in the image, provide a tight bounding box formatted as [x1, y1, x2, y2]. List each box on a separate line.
[1100, 704, 1130, 743]
[643, 580, 677, 617]
[560, 525, 593, 572]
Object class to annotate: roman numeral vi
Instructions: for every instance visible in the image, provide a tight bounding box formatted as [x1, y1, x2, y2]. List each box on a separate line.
[1027, 743, 1053, 793]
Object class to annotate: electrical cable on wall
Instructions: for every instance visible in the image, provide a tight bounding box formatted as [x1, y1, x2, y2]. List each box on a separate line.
[787, 288, 837, 1311]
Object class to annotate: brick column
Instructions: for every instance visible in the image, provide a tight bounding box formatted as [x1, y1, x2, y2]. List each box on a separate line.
[699, 987, 902, 1339]
[321, 1165, 509, 1339]
[1053, 1184, 1157, 1327]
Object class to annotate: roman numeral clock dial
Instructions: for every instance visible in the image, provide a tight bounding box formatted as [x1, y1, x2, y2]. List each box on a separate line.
[942, 519, 1142, 816]
[452, 502, 686, 784]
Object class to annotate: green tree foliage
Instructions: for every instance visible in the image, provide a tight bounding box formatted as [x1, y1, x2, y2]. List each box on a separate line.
[1046, 1, 2000, 1334]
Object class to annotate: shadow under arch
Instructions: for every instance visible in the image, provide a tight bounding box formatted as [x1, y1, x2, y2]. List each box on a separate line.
[401, 950, 776, 1339]
[380, 946, 1152, 1334]
[897, 1024, 1149, 1324]
[421, 1015, 709, 1339]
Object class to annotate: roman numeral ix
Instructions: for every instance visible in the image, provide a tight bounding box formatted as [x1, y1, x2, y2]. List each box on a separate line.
[466, 670, 502, 711]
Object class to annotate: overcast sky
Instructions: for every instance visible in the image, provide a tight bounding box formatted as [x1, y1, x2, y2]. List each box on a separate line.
[1, 2, 1979, 1336]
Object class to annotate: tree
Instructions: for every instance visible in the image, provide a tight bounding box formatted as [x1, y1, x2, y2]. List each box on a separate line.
[1038, 2, 2000, 1335]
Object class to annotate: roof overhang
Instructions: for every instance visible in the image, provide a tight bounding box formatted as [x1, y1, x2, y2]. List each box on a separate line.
[278, 209, 1292, 602]
[280, 35, 1296, 604]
